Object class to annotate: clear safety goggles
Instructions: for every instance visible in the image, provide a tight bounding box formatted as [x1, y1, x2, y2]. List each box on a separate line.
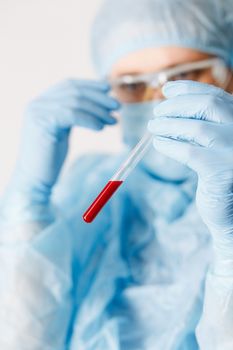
[109, 58, 229, 103]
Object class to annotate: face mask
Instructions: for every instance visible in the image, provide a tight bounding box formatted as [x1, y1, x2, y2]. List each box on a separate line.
[120, 100, 193, 181]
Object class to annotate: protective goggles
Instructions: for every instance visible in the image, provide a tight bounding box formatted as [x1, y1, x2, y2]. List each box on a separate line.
[109, 58, 229, 103]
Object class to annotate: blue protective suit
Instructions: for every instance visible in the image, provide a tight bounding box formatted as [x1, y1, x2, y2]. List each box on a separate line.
[0, 152, 215, 350]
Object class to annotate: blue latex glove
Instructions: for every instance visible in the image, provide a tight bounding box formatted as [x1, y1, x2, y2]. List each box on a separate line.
[4, 79, 119, 221]
[148, 81, 233, 275]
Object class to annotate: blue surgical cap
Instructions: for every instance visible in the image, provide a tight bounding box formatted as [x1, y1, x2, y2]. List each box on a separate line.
[91, 0, 233, 76]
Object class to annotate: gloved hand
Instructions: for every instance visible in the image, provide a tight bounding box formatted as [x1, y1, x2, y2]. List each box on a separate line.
[5, 79, 119, 221]
[148, 81, 233, 275]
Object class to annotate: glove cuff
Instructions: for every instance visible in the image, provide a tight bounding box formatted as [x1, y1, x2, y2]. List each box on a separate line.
[212, 235, 233, 277]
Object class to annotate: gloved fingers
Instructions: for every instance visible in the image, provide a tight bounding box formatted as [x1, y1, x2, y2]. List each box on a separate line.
[152, 135, 211, 174]
[153, 94, 233, 123]
[54, 109, 106, 130]
[148, 117, 233, 149]
[39, 79, 110, 97]
[72, 111, 106, 130]
[47, 87, 119, 110]
[73, 99, 117, 125]
[38, 107, 115, 131]
[74, 87, 120, 110]
[37, 88, 119, 112]
[29, 99, 117, 127]
[162, 80, 230, 99]
[30, 93, 118, 115]
[72, 79, 110, 91]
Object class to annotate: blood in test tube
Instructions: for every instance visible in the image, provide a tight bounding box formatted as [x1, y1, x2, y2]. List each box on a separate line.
[83, 180, 123, 223]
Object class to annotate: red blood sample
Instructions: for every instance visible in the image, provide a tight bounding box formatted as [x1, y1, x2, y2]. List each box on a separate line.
[83, 180, 123, 223]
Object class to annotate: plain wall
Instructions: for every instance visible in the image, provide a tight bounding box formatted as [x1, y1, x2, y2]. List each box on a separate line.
[0, 0, 123, 193]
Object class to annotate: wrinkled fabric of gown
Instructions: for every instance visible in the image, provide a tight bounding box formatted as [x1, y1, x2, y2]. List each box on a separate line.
[0, 153, 212, 350]
[57, 154, 211, 350]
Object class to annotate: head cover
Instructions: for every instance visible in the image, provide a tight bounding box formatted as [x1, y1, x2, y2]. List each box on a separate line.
[91, 0, 233, 76]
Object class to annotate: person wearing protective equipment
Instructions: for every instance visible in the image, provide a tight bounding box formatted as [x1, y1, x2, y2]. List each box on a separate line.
[0, 0, 233, 349]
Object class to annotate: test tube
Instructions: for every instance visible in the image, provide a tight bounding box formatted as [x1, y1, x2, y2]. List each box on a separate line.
[83, 132, 153, 223]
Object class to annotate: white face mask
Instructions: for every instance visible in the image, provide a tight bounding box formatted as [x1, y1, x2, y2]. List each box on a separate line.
[120, 100, 193, 181]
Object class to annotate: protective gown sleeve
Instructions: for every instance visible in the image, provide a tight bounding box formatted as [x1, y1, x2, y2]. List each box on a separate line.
[196, 261, 233, 349]
[0, 154, 113, 350]
[0, 204, 75, 350]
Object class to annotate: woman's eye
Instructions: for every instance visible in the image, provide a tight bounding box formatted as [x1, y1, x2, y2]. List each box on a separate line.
[172, 72, 190, 80]
[172, 70, 202, 81]
[121, 82, 146, 93]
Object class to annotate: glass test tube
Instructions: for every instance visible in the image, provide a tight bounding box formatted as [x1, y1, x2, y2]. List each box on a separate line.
[83, 132, 153, 223]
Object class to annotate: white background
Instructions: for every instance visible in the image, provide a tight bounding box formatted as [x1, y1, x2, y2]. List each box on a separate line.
[0, 0, 122, 193]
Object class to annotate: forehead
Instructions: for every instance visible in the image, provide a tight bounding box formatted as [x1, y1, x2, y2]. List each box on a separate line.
[110, 47, 213, 78]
